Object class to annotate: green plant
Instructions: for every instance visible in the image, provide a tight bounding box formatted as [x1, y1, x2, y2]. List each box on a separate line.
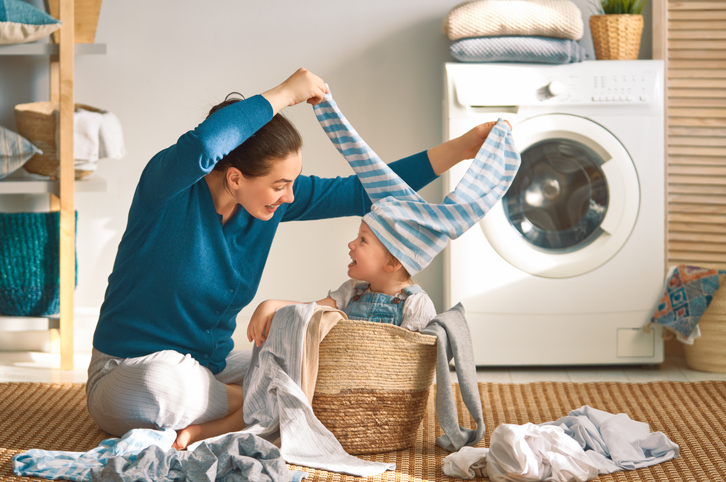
[592, 0, 647, 15]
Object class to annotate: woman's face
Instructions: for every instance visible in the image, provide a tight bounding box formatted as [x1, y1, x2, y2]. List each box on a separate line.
[347, 221, 390, 282]
[237, 150, 302, 220]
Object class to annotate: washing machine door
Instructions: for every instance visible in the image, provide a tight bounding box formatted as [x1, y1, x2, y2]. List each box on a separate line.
[481, 114, 640, 278]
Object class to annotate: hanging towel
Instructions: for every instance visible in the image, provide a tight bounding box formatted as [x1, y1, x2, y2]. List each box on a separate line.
[450, 36, 586, 64]
[443, 0, 584, 41]
[421, 303, 486, 452]
[646, 264, 726, 343]
[313, 89, 520, 276]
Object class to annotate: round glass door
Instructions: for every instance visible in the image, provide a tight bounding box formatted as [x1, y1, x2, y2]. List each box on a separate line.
[479, 114, 640, 278]
[504, 138, 608, 253]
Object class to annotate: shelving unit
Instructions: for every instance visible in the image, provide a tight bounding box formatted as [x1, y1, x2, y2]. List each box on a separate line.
[0, 0, 105, 370]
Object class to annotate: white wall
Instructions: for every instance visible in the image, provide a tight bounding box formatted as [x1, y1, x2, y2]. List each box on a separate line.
[1, 0, 652, 350]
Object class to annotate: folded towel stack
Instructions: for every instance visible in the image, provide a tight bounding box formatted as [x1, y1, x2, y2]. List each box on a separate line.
[443, 0, 587, 64]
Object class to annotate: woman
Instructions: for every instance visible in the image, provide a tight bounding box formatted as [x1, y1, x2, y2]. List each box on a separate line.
[86, 68, 501, 449]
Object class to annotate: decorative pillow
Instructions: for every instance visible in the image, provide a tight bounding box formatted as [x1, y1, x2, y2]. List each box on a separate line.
[0, 124, 41, 179]
[0, 0, 61, 45]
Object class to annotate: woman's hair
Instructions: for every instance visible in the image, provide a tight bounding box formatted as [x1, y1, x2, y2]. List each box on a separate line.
[208, 93, 303, 179]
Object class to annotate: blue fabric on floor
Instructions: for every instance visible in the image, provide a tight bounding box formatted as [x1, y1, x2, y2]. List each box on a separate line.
[13, 428, 307, 481]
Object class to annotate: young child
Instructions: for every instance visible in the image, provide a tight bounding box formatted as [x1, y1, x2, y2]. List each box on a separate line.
[247, 89, 520, 346]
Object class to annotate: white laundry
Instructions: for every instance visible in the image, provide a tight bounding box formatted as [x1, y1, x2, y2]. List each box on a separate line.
[443, 405, 679, 482]
[545, 405, 680, 473]
[73, 107, 104, 163]
[485, 423, 598, 482]
[442, 446, 489, 479]
[98, 110, 126, 161]
[74, 106, 126, 173]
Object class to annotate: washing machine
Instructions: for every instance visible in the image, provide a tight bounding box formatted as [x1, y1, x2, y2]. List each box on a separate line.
[443, 60, 665, 366]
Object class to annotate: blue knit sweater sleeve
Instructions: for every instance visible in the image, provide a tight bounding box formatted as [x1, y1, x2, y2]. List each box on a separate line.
[282, 151, 435, 221]
[135, 95, 273, 210]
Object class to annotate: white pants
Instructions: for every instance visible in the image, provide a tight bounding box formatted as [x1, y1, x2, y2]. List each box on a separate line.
[86, 348, 252, 436]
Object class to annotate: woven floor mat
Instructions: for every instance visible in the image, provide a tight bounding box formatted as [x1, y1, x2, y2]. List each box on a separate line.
[1, 381, 724, 481]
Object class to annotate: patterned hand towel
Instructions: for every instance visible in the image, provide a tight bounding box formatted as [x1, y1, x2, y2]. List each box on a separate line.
[647, 265, 726, 343]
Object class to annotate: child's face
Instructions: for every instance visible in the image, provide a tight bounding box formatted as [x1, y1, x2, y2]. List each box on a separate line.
[347, 221, 391, 282]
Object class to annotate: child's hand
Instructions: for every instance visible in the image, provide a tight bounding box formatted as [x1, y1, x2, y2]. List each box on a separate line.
[460, 120, 512, 160]
[247, 300, 278, 347]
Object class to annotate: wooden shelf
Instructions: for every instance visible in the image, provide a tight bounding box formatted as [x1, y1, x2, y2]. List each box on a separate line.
[0, 170, 106, 195]
[0, 0, 103, 370]
[0, 43, 105, 56]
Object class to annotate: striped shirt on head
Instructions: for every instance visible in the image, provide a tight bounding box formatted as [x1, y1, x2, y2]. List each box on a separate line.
[314, 91, 521, 276]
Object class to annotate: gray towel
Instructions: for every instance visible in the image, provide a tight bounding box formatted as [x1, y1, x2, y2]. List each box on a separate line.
[421, 303, 485, 452]
[451, 36, 586, 64]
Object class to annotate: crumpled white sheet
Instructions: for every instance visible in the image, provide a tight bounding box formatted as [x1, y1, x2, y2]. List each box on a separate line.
[442, 446, 489, 479]
[443, 405, 679, 481]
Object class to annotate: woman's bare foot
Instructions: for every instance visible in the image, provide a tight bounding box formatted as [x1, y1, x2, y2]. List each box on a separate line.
[171, 384, 246, 450]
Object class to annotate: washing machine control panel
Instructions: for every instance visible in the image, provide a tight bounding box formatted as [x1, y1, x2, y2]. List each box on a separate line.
[447, 61, 663, 110]
[590, 72, 654, 103]
[541, 71, 657, 104]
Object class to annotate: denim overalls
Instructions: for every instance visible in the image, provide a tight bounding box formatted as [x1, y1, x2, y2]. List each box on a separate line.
[343, 282, 424, 326]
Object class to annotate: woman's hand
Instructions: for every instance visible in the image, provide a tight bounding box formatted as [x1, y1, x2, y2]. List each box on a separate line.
[262, 68, 329, 115]
[428, 120, 512, 176]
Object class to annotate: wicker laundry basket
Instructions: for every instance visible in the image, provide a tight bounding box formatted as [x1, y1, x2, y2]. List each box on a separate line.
[590, 14, 643, 60]
[684, 274, 726, 373]
[312, 319, 437, 454]
[14, 101, 101, 180]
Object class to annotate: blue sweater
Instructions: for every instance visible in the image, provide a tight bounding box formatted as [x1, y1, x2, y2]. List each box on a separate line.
[93, 94, 436, 374]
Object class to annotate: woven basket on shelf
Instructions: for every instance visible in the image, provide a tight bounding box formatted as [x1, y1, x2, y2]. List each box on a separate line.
[589, 14, 643, 60]
[14, 101, 96, 180]
[312, 319, 437, 455]
[684, 274, 726, 374]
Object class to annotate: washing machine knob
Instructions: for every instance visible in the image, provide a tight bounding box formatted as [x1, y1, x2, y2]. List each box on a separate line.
[547, 80, 566, 97]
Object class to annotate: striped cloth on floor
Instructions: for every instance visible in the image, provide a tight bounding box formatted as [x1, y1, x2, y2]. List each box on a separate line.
[313, 90, 521, 276]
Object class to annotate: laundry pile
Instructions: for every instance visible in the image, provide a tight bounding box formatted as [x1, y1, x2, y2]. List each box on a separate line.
[443, 405, 679, 481]
[443, 0, 587, 64]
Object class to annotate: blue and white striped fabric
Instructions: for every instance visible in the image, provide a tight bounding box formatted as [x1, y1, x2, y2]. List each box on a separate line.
[12, 428, 177, 481]
[314, 91, 521, 275]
